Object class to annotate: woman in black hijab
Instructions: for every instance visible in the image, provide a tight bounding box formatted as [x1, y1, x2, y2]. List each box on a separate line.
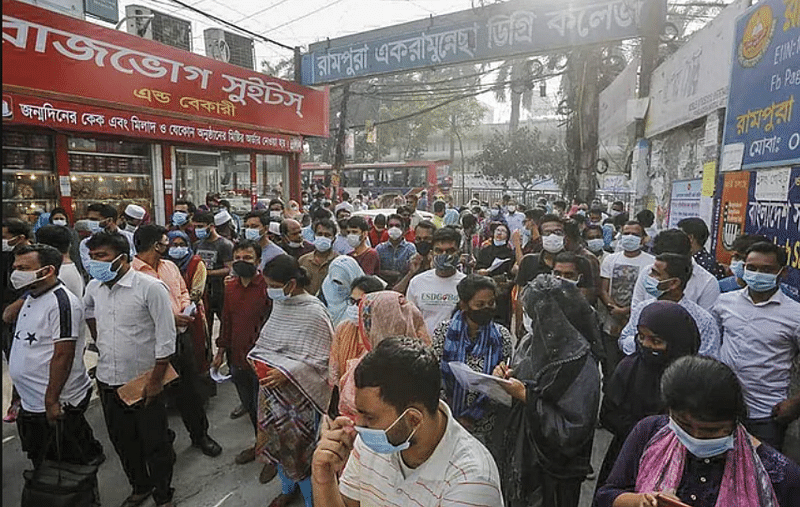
[595, 300, 700, 490]
[493, 273, 601, 507]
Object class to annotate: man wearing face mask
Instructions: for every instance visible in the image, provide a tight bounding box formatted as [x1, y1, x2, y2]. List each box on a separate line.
[119, 204, 146, 234]
[407, 227, 466, 336]
[345, 216, 380, 276]
[7, 244, 104, 467]
[132, 225, 222, 458]
[312, 337, 502, 506]
[192, 211, 233, 334]
[83, 231, 177, 507]
[718, 234, 770, 293]
[299, 218, 340, 296]
[170, 200, 197, 243]
[376, 214, 416, 286]
[79, 203, 135, 274]
[243, 211, 285, 272]
[393, 220, 435, 295]
[280, 218, 315, 260]
[713, 241, 800, 451]
[619, 253, 719, 361]
[583, 225, 607, 262]
[504, 199, 525, 234]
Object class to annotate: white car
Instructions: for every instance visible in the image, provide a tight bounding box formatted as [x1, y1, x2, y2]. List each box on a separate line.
[352, 208, 434, 222]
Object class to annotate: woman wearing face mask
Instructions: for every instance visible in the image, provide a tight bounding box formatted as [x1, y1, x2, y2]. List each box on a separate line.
[595, 355, 800, 507]
[432, 275, 512, 452]
[48, 207, 84, 274]
[595, 301, 700, 492]
[475, 223, 514, 277]
[319, 256, 365, 327]
[247, 254, 333, 507]
[333, 289, 430, 419]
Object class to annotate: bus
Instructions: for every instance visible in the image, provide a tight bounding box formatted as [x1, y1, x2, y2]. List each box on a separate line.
[301, 160, 452, 199]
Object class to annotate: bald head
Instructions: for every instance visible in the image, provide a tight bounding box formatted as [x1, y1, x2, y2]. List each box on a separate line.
[280, 218, 303, 244]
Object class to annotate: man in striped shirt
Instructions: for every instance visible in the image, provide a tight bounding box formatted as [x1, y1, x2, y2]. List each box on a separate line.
[312, 337, 503, 507]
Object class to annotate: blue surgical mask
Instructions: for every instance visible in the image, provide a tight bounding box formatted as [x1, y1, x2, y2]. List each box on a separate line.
[493, 239, 507, 247]
[172, 211, 188, 226]
[87, 220, 102, 234]
[267, 286, 290, 301]
[730, 260, 745, 280]
[620, 234, 642, 252]
[314, 236, 332, 252]
[344, 303, 360, 323]
[742, 268, 778, 292]
[195, 227, 208, 239]
[244, 228, 262, 241]
[644, 275, 672, 299]
[169, 246, 189, 259]
[355, 409, 419, 455]
[587, 238, 605, 253]
[668, 417, 734, 459]
[87, 254, 122, 282]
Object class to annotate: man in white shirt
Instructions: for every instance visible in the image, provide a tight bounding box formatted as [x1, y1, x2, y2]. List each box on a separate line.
[79, 203, 135, 274]
[407, 227, 467, 335]
[36, 224, 84, 299]
[713, 241, 800, 451]
[629, 229, 719, 311]
[8, 244, 103, 467]
[504, 200, 525, 234]
[84, 231, 177, 507]
[312, 337, 503, 507]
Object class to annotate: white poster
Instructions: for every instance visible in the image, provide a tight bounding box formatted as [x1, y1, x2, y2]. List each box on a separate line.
[599, 56, 639, 142]
[668, 179, 702, 229]
[754, 167, 791, 202]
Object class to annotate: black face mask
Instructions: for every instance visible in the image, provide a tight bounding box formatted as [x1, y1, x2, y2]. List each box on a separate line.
[467, 307, 495, 326]
[639, 344, 669, 368]
[232, 260, 257, 278]
[415, 241, 432, 256]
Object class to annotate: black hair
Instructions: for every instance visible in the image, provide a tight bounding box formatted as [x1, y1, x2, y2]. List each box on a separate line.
[218, 199, 231, 210]
[396, 205, 412, 217]
[374, 214, 387, 226]
[193, 211, 215, 225]
[347, 215, 369, 232]
[653, 229, 691, 256]
[433, 201, 446, 212]
[553, 200, 567, 210]
[612, 212, 630, 229]
[489, 221, 509, 236]
[731, 234, 770, 255]
[636, 209, 655, 228]
[314, 218, 337, 235]
[86, 203, 116, 221]
[524, 208, 544, 222]
[3, 218, 32, 239]
[457, 274, 496, 303]
[174, 199, 197, 214]
[583, 224, 604, 239]
[350, 275, 384, 294]
[245, 210, 268, 226]
[655, 253, 693, 290]
[661, 356, 746, 422]
[612, 200, 624, 208]
[386, 214, 404, 227]
[677, 217, 710, 245]
[341, 191, 350, 201]
[133, 224, 168, 252]
[553, 251, 580, 266]
[268, 199, 284, 210]
[622, 220, 645, 236]
[85, 231, 130, 260]
[355, 336, 441, 415]
[415, 220, 436, 235]
[537, 213, 564, 234]
[563, 218, 581, 241]
[15, 243, 63, 273]
[36, 225, 72, 254]
[746, 241, 788, 266]
[431, 225, 461, 248]
[588, 207, 604, 217]
[311, 207, 333, 222]
[263, 254, 310, 288]
[460, 212, 477, 231]
[48, 207, 69, 223]
[233, 239, 262, 260]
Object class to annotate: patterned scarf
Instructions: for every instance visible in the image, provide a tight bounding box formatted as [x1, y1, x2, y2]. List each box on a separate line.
[636, 423, 778, 507]
[440, 310, 503, 420]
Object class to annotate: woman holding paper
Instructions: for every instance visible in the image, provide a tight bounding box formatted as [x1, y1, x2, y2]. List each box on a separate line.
[475, 222, 514, 277]
[432, 274, 513, 451]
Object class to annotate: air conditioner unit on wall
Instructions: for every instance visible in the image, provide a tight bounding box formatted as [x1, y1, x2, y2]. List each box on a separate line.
[125, 5, 192, 52]
[204, 29, 255, 70]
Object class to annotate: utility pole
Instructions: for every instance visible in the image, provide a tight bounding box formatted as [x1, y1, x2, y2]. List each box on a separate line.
[332, 83, 350, 201]
[567, 47, 601, 203]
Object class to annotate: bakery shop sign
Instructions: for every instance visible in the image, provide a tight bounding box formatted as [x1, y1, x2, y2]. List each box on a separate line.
[1, 0, 329, 142]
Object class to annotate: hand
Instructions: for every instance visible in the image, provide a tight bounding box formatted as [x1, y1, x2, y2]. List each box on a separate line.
[263, 368, 288, 389]
[510, 229, 521, 248]
[45, 401, 63, 425]
[500, 377, 526, 402]
[493, 362, 511, 379]
[224, 275, 235, 284]
[772, 397, 800, 424]
[610, 305, 629, 318]
[312, 415, 357, 484]
[637, 493, 659, 507]
[476, 269, 489, 276]
[175, 314, 194, 327]
[142, 376, 163, 406]
[408, 254, 423, 274]
[211, 350, 225, 370]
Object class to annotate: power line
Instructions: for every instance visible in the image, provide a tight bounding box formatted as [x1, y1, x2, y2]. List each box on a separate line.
[264, 0, 349, 33]
[232, 0, 294, 24]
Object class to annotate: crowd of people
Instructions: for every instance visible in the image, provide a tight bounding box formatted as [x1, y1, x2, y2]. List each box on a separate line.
[2, 189, 799, 507]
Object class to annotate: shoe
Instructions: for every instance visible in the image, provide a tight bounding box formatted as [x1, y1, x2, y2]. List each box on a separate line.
[119, 490, 153, 507]
[229, 404, 247, 419]
[235, 446, 256, 465]
[192, 435, 222, 457]
[259, 462, 277, 484]
[3, 399, 20, 423]
[268, 489, 299, 507]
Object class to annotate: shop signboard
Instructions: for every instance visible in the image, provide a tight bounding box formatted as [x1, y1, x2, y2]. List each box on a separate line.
[1, 0, 329, 138]
[667, 178, 702, 228]
[745, 166, 800, 301]
[715, 170, 751, 265]
[301, 0, 665, 85]
[722, 0, 800, 169]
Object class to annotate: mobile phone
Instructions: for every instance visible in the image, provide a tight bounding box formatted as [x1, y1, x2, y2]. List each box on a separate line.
[656, 493, 692, 507]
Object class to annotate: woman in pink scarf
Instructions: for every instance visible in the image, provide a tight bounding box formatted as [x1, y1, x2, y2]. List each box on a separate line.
[595, 356, 800, 507]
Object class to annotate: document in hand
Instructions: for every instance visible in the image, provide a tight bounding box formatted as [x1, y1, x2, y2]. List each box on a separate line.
[117, 364, 179, 406]
[487, 257, 512, 273]
[447, 361, 512, 406]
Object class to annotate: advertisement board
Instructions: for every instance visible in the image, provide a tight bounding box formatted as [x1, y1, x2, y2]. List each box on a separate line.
[667, 178, 702, 228]
[715, 170, 752, 265]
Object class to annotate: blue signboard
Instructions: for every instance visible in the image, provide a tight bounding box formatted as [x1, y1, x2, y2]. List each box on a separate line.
[301, 0, 664, 85]
[722, 0, 800, 169]
[744, 166, 800, 302]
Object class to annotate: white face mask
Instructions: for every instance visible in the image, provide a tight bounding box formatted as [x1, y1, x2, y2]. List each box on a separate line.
[542, 234, 564, 253]
[346, 233, 362, 248]
[507, 205, 516, 213]
[10, 267, 47, 290]
[52, 219, 68, 227]
[387, 227, 403, 241]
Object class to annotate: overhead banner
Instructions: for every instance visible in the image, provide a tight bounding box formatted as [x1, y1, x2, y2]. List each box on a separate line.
[2, 0, 329, 138]
[745, 166, 800, 301]
[667, 178, 702, 228]
[722, 0, 800, 169]
[715, 170, 752, 265]
[599, 55, 639, 143]
[301, 0, 665, 85]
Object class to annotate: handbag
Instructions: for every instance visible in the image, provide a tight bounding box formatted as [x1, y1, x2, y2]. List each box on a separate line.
[21, 419, 100, 507]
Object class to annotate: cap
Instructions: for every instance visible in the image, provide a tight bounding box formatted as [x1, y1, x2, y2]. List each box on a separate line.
[214, 209, 232, 226]
[335, 201, 354, 213]
[125, 204, 146, 220]
[268, 222, 281, 236]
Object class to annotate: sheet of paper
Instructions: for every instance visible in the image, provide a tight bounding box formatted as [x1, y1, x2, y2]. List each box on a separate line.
[488, 257, 511, 273]
[448, 361, 512, 406]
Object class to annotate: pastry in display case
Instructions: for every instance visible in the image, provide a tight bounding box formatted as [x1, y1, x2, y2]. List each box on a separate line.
[2, 129, 57, 219]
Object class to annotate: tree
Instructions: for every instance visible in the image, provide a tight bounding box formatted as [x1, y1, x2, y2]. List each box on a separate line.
[472, 127, 569, 202]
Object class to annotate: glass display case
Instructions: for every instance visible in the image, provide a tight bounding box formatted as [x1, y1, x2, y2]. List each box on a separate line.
[67, 137, 153, 218]
[2, 130, 58, 220]
[256, 154, 288, 204]
[176, 150, 252, 216]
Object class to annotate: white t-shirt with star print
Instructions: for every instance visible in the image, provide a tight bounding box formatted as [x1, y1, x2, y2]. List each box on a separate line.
[8, 283, 91, 413]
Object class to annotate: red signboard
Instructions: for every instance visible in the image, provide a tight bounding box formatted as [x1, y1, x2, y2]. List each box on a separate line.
[1, 0, 329, 138]
[3, 92, 302, 152]
[715, 170, 751, 265]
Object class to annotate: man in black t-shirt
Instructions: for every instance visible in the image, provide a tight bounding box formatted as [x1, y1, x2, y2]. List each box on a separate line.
[192, 212, 233, 333]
